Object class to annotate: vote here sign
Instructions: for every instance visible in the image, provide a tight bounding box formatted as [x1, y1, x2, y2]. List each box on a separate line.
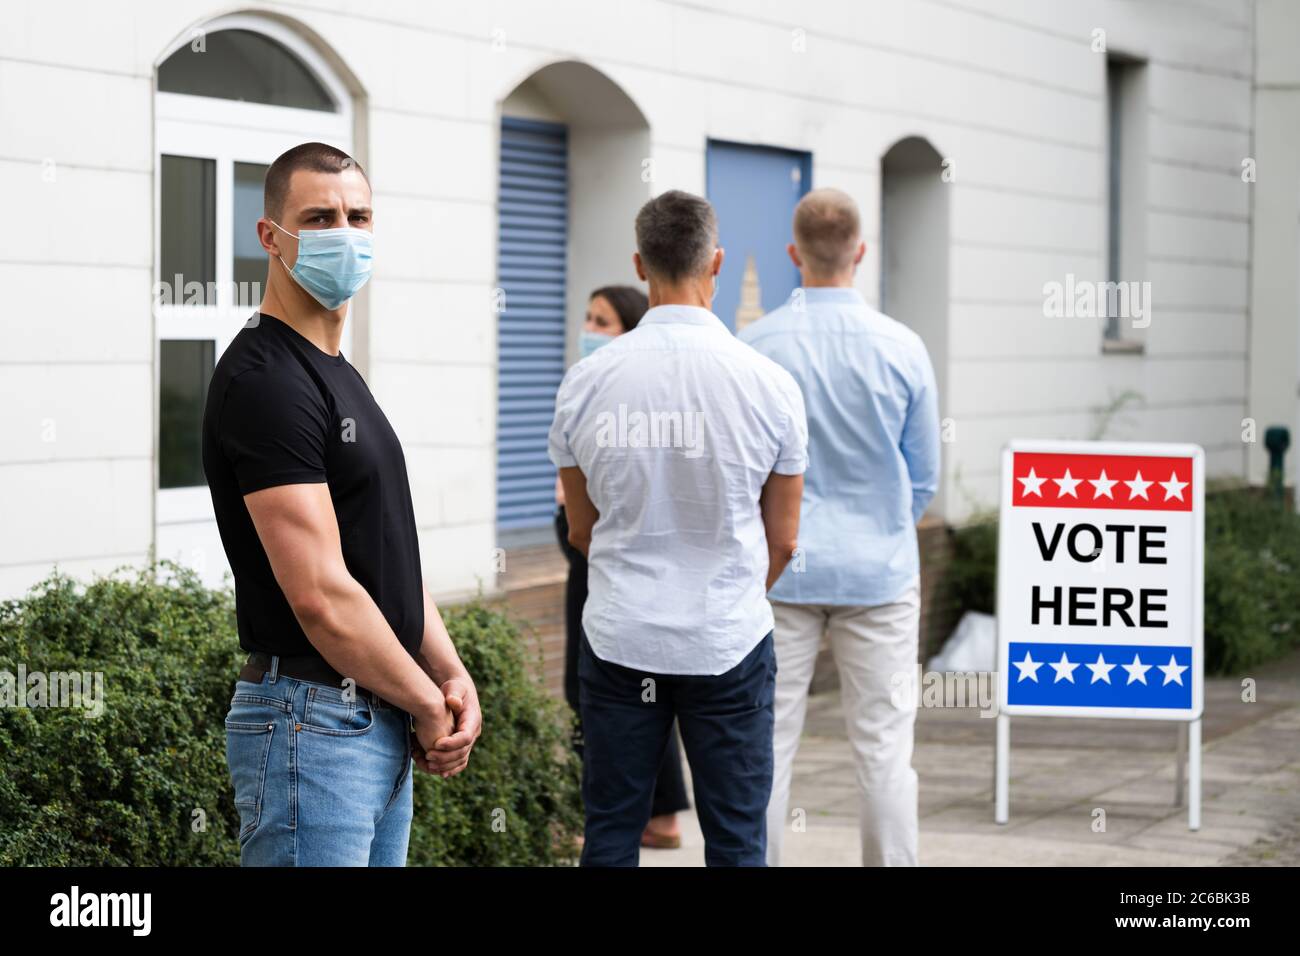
[996, 441, 1204, 720]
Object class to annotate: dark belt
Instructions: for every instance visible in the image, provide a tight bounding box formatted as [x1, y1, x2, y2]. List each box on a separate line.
[239, 651, 398, 710]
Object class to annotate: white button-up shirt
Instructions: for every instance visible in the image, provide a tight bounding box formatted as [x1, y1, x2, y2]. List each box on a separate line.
[548, 304, 808, 675]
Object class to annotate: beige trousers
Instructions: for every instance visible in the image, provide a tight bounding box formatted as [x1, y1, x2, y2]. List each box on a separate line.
[766, 579, 921, 866]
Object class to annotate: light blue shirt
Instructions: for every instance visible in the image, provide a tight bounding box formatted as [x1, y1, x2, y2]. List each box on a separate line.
[739, 287, 940, 606]
[549, 304, 808, 675]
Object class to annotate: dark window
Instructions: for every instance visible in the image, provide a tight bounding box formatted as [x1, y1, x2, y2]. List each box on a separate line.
[234, 161, 271, 305]
[159, 339, 215, 489]
[1105, 54, 1146, 343]
[1105, 58, 1123, 340]
[158, 29, 335, 112]
[160, 155, 216, 300]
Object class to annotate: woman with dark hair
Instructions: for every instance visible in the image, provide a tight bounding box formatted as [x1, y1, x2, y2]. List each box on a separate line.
[575, 285, 647, 354]
[555, 284, 691, 850]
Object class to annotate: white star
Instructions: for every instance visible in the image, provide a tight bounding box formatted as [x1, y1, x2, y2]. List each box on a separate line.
[1053, 469, 1082, 498]
[1050, 652, 1079, 683]
[1013, 651, 1043, 683]
[1018, 468, 1046, 498]
[1158, 655, 1188, 686]
[1122, 653, 1151, 685]
[1125, 471, 1152, 501]
[1089, 469, 1117, 499]
[1086, 653, 1116, 684]
[1159, 471, 1188, 502]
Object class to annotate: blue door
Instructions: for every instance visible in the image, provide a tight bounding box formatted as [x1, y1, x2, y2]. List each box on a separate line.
[497, 116, 568, 533]
[706, 140, 812, 332]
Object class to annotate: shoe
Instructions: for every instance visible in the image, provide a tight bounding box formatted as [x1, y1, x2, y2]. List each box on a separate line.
[640, 827, 681, 849]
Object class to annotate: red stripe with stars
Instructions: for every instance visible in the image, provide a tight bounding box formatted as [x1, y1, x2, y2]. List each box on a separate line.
[1011, 452, 1193, 511]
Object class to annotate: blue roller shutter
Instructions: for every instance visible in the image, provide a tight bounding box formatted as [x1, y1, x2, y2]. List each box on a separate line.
[496, 116, 569, 532]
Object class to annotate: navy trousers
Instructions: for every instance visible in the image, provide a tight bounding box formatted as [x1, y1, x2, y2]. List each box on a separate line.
[578, 630, 776, 866]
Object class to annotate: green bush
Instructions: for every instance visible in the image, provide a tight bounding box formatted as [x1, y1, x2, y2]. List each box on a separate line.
[1202, 488, 1300, 673]
[407, 603, 581, 867]
[941, 488, 1300, 675]
[942, 512, 998, 618]
[0, 562, 581, 866]
[0, 563, 243, 865]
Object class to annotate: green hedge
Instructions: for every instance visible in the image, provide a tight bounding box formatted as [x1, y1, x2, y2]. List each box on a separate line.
[0, 563, 581, 866]
[942, 513, 997, 619]
[408, 602, 581, 866]
[943, 487, 1300, 675]
[1202, 489, 1300, 672]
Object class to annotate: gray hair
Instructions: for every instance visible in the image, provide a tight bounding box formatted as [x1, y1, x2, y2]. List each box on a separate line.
[635, 190, 718, 283]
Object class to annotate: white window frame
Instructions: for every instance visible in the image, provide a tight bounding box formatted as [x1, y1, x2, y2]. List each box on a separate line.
[153, 14, 354, 533]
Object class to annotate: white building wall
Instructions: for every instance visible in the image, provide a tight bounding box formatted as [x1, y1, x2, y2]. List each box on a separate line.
[0, 8, 156, 596]
[0, 0, 1265, 601]
[1249, 0, 1300, 489]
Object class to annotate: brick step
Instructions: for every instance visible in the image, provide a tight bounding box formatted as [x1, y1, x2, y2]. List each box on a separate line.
[497, 543, 572, 699]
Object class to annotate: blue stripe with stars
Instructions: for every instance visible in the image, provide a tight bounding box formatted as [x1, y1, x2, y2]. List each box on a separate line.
[1006, 642, 1193, 709]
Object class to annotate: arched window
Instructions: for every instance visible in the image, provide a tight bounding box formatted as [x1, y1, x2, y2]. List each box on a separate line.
[158, 28, 336, 111]
[153, 15, 355, 583]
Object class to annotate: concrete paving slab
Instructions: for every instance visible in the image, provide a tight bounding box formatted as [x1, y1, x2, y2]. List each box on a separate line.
[623, 648, 1300, 866]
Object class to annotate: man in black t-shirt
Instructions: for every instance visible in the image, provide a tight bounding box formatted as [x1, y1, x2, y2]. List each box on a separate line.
[201, 142, 480, 866]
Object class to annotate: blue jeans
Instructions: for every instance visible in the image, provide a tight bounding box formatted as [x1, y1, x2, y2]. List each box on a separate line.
[224, 661, 414, 866]
[578, 631, 776, 866]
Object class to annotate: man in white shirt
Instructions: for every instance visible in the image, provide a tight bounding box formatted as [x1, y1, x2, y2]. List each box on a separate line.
[549, 189, 808, 866]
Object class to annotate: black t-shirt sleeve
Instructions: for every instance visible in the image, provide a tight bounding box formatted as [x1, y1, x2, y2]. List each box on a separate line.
[218, 365, 330, 495]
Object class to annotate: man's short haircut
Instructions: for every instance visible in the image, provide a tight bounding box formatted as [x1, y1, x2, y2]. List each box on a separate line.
[263, 142, 369, 220]
[635, 190, 719, 283]
[793, 187, 861, 276]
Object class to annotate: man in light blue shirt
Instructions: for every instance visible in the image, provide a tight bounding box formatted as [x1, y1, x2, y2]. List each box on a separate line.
[740, 187, 939, 867]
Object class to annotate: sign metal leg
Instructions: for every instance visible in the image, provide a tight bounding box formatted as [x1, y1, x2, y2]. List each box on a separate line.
[995, 712, 1009, 824]
[1174, 720, 1186, 807]
[1188, 717, 1201, 831]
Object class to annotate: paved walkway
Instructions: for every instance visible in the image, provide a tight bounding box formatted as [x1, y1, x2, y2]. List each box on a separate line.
[639, 647, 1300, 866]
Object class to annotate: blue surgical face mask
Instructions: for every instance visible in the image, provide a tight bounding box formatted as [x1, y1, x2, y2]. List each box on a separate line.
[271, 220, 373, 310]
[579, 330, 616, 358]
